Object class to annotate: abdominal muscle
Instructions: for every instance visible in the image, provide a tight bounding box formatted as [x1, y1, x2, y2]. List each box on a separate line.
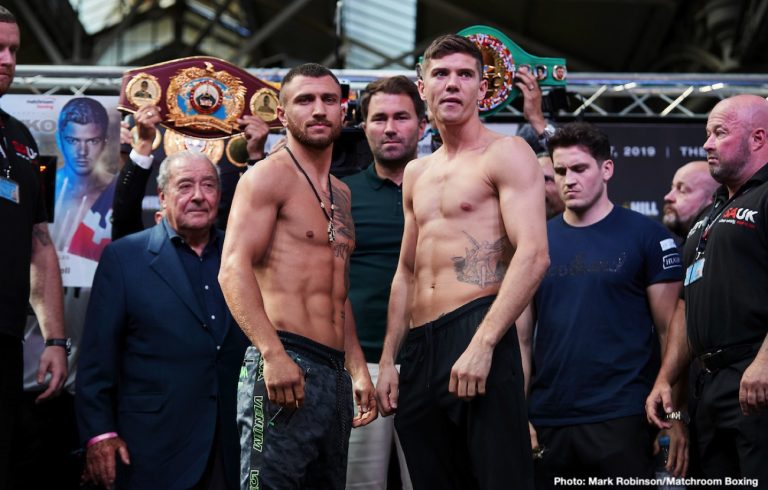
[255, 243, 348, 351]
[409, 232, 507, 328]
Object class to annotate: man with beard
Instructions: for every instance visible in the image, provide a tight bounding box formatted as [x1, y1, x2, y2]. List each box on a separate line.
[342, 75, 424, 489]
[654, 161, 717, 479]
[647, 94, 768, 485]
[376, 35, 549, 490]
[662, 160, 718, 240]
[0, 7, 67, 488]
[219, 63, 377, 490]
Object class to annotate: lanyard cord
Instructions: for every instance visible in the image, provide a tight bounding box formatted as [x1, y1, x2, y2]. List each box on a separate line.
[695, 183, 757, 258]
[0, 118, 11, 179]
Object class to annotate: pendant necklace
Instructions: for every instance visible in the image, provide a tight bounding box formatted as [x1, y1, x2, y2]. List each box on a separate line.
[284, 146, 335, 243]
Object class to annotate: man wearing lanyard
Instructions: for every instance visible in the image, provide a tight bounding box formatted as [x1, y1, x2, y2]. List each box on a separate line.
[647, 94, 768, 485]
[0, 7, 67, 488]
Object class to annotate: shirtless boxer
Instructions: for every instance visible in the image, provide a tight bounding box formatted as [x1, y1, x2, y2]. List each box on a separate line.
[219, 63, 376, 490]
[375, 35, 550, 490]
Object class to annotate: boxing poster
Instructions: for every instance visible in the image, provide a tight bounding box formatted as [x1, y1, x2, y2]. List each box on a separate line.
[1, 95, 121, 287]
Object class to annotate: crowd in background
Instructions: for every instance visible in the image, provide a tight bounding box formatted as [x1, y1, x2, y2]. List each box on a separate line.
[2, 5, 767, 490]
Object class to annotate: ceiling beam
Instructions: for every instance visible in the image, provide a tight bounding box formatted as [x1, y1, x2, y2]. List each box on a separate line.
[371, 38, 434, 70]
[184, 0, 237, 56]
[89, 0, 148, 64]
[625, 1, 679, 70]
[233, 0, 312, 66]
[735, 0, 768, 60]
[12, 0, 64, 64]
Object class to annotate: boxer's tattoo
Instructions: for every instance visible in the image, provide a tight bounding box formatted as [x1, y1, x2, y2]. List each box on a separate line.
[333, 242, 350, 260]
[452, 231, 508, 288]
[328, 184, 354, 240]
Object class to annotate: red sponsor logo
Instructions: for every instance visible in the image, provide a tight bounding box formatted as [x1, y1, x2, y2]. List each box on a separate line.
[720, 206, 758, 228]
[10, 140, 37, 161]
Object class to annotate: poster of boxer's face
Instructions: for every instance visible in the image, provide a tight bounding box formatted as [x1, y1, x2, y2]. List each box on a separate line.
[1, 95, 121, 287]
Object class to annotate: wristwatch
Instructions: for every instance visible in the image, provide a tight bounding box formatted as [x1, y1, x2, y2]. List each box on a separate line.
[664, 410, 690, 425]
[45, 338, 72, 356]
[537, 123, 556, 150]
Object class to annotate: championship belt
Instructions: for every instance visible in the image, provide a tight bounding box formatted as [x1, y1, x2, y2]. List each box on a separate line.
[118, 56, 281, 140]
[457, 26, 567, 116]
[163, 128, 225, 165]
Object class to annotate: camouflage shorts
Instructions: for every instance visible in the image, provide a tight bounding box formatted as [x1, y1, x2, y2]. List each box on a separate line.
[237, 332, 352, 490]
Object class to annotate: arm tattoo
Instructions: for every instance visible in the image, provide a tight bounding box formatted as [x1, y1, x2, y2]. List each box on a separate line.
[328, 184, 354, 240]
[333, 243, 350, 260]
[451, 231, 509, 288]
[32, 224, 53, 247]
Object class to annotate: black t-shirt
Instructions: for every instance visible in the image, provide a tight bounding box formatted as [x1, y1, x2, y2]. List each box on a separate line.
[683, 162, 768, 355]
[0, 108, 46, 337]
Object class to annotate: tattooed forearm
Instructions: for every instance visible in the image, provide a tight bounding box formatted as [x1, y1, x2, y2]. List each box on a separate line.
[32, 223, 53, 247]
[329, 184, 354, 240]
[451, 231, 509, 288]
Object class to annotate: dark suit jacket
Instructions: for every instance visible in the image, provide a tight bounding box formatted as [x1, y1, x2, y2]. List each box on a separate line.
[76, 222, 248, 489]
[111, 159, 152, 241]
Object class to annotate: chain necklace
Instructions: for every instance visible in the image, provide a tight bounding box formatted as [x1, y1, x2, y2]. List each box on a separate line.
[284, 146, 336, 243]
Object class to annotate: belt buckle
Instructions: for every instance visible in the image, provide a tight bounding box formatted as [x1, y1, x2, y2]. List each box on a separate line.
[699, 349, 723, 374]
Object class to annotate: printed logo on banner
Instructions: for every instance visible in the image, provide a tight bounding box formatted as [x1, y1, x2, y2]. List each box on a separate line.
[627, 201, 659, 217]
[662, 253, 682, 270]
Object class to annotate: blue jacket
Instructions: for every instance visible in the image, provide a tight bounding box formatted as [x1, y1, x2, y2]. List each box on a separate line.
[75, 222, 248, 489]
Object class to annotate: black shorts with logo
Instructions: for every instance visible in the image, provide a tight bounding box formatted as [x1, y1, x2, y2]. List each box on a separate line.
[237, 331, 352, 490]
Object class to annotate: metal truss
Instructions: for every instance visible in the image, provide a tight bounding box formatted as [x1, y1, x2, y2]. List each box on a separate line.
[11, 66, 768, 119]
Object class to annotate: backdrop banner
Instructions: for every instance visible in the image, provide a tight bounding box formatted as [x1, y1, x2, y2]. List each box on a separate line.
[1, 95, 121, 287]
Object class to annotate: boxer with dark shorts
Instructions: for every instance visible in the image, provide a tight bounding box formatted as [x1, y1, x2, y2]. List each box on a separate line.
[394, 296, 530, 489]
[375, 35, 549, 490]
[220, 63, 377, 490]
[238, 332, 352, 489]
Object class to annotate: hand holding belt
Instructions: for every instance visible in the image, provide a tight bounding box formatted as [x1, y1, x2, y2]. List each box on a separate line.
[118, 56, 281, 140]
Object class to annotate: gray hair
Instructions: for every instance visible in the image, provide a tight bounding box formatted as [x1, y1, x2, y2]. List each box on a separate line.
[156, 150, 220, 192]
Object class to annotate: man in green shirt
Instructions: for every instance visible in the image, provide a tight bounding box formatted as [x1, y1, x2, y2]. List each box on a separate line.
[343, 76, 426, 489]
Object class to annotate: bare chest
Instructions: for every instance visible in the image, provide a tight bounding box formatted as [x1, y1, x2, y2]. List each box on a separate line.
[412, 165, 497, 224]
[277, 186, 355, 258]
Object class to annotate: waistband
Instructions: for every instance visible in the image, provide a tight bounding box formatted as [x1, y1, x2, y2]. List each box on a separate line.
[697, 342, 762, 374]
[408, 295, 496, 340]
[277, 330, 345, 370]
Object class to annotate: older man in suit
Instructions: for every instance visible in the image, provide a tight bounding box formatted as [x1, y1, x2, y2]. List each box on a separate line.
[75, 139, 248, 489]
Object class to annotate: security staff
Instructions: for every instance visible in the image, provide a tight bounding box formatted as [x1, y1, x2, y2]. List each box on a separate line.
[647, 94, 768, 483]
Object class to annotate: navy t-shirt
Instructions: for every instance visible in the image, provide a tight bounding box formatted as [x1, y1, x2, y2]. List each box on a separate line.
[529, 206, 683, 426]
